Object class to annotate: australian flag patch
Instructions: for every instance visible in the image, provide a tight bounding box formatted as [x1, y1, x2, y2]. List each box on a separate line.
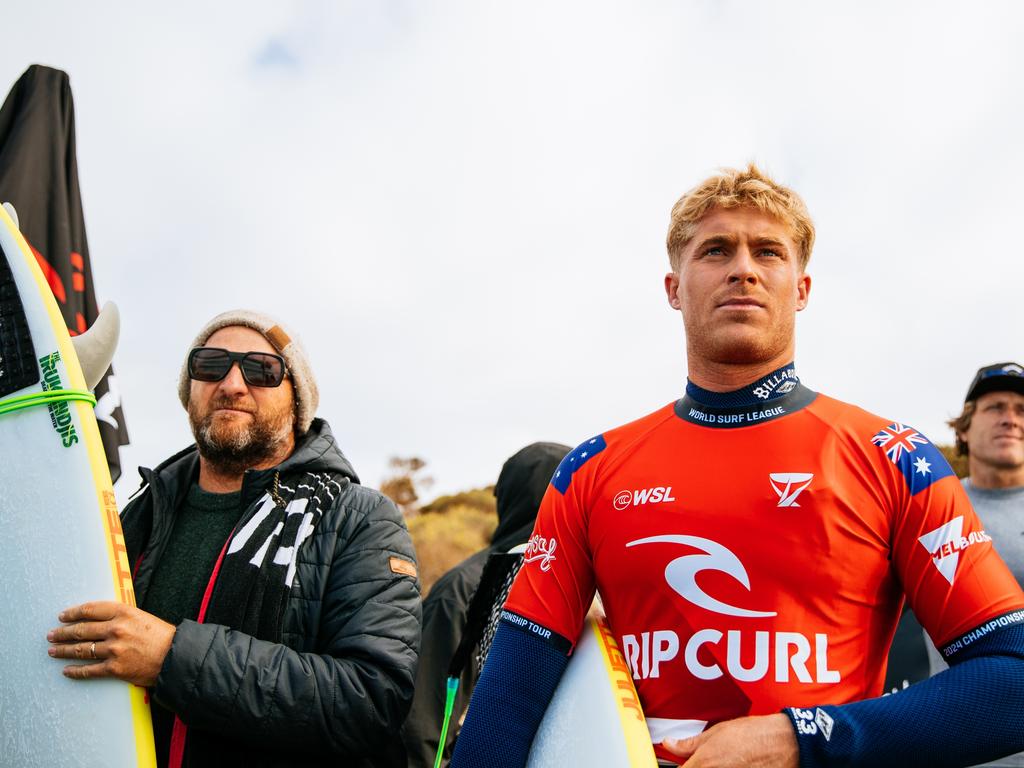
[551, 435, 606, 494]
[870, 422, 955, 495]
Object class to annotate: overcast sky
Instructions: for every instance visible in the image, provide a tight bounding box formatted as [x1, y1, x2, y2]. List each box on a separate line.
[2, 2, 1021, 506]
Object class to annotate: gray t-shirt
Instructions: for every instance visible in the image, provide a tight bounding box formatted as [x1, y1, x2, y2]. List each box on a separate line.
[962, 478, 1024, 586]
[924, 477, 1024, 767]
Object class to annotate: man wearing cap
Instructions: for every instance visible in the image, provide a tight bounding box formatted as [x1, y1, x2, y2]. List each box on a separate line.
[46, 310, 421, 768]
[950, 362, 1024, 589]
[916, 363, 1024, 768]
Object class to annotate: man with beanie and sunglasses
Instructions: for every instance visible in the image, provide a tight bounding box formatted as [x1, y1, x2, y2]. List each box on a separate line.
[46, 310, 421, 768]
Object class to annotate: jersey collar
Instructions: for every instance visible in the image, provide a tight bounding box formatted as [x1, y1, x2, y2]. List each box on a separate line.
[676, 363, 817, 428]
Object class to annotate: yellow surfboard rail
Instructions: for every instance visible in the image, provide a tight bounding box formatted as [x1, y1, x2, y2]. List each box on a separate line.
[590, 617, 659, 766]
[0, 205, 156, 767]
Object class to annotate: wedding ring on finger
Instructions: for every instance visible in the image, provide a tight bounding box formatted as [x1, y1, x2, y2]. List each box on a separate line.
[90, 642, 96, 660]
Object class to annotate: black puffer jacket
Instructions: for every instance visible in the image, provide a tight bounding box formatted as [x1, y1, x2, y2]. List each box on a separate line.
[121, 419, 421, 767]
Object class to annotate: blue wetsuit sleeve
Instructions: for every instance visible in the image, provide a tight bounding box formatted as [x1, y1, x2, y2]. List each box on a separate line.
[786, 615, 1024, 768]
[449, 613, 571, 768]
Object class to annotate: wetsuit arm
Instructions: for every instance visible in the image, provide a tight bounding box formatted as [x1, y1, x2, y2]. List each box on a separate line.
[786, 616, 1024, 768]
[448, 614, 572, 768]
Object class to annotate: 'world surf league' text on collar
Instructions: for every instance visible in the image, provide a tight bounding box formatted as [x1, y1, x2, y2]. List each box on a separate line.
[675, 382, 817, 428]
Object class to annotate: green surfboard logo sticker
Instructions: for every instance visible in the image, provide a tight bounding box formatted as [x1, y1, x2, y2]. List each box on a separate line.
[38, 351, 79, 447]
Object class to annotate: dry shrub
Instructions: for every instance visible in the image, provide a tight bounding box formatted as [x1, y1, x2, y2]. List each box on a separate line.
[408, 503, 497, 595]
[381, 456, 434, 516]
[420, 487, 496, 516]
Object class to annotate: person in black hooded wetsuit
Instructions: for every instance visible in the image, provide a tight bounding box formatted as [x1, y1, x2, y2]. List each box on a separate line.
[401, 442, 570, 768]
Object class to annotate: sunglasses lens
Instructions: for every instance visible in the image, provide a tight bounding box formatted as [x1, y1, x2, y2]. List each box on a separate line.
[240, 353, 285, 387]
[190, 348, 232, 382]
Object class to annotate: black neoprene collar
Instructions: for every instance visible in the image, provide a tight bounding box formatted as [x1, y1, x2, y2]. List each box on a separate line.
[676, 362, 816, 428]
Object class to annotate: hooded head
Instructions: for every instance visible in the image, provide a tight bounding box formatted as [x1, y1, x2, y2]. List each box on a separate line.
[490, 442, 571, 553]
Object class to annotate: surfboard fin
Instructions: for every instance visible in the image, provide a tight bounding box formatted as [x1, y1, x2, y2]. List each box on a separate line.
[71, 301, 120, 390]
[2, 202, 19, 229]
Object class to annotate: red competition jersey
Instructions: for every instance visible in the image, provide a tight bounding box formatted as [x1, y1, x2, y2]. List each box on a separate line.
[505, 384, 1024, 748]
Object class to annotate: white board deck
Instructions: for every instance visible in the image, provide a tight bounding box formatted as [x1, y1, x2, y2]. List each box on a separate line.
[528, 617, 657, 767]
[0, 206, 154, 767]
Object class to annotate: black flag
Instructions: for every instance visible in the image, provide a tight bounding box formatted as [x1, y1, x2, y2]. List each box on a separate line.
[0, 65, 129, 480]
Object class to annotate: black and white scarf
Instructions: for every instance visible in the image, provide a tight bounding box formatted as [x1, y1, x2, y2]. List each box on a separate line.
[202, 470, 346, 642]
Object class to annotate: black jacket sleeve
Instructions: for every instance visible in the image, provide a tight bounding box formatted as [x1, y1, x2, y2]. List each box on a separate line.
[153, 493, 422, 758]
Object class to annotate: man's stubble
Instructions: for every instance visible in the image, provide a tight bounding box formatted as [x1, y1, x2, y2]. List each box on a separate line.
[188, 396, 295, 476]
[686, 310, 796, 368]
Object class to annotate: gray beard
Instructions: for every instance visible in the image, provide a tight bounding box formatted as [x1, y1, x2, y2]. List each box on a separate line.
[190, 405, 294, 477]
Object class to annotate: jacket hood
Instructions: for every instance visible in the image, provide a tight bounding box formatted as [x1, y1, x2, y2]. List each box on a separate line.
[274, 418, 358, 481]
[490, 441, 570, 553]
[139, 418, 359, 493]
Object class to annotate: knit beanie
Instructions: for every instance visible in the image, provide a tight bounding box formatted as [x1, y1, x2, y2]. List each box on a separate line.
[178, 309, 319, 434]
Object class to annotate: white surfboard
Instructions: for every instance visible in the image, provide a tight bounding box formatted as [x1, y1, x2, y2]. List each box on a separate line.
[527, 617, 657, 767]
[0, 205, 155, 767]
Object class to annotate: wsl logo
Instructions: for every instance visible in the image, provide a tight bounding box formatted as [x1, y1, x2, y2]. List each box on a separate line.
[39, 352, 79, 448]
[613, 486, 676, 510]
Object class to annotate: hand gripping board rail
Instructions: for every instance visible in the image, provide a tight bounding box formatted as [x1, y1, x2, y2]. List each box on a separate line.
[0, 205, 155, 767]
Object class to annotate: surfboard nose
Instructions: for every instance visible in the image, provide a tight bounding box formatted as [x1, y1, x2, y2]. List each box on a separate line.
[2, 201, 19, 228]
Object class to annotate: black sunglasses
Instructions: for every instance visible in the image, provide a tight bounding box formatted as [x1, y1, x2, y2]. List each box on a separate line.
[188, 347, 287, 388]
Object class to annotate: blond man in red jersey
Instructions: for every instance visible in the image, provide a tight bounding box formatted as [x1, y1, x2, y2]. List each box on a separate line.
[450, 166, 1024, 768]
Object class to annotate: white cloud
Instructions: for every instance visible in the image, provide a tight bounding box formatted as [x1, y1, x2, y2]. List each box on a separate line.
[0, 1, 1020, 503]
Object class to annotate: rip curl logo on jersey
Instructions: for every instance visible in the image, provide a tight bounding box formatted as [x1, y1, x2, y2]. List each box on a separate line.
[626, 534, 776, 618]
[624, 628, 839, 683]
[917, 517, 992, 585]
[768, 473, 813, 507]
[524, 534, 557, 572]
[613, 486, 677, 510]
[623, 536, 841, 684]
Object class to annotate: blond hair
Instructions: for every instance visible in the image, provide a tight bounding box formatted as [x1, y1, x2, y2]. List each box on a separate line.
[666, 163, 815, 272]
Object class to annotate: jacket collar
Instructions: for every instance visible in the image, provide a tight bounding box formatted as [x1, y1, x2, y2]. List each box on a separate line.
[132, 418, 359, 507]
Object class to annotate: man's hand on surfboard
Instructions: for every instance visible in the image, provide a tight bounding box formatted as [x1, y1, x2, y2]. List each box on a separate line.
[661, 713, 798, 767]
[46, 601, 176, 687]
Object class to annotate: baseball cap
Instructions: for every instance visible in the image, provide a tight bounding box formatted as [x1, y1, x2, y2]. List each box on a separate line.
[964, 362, 1024, 403]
